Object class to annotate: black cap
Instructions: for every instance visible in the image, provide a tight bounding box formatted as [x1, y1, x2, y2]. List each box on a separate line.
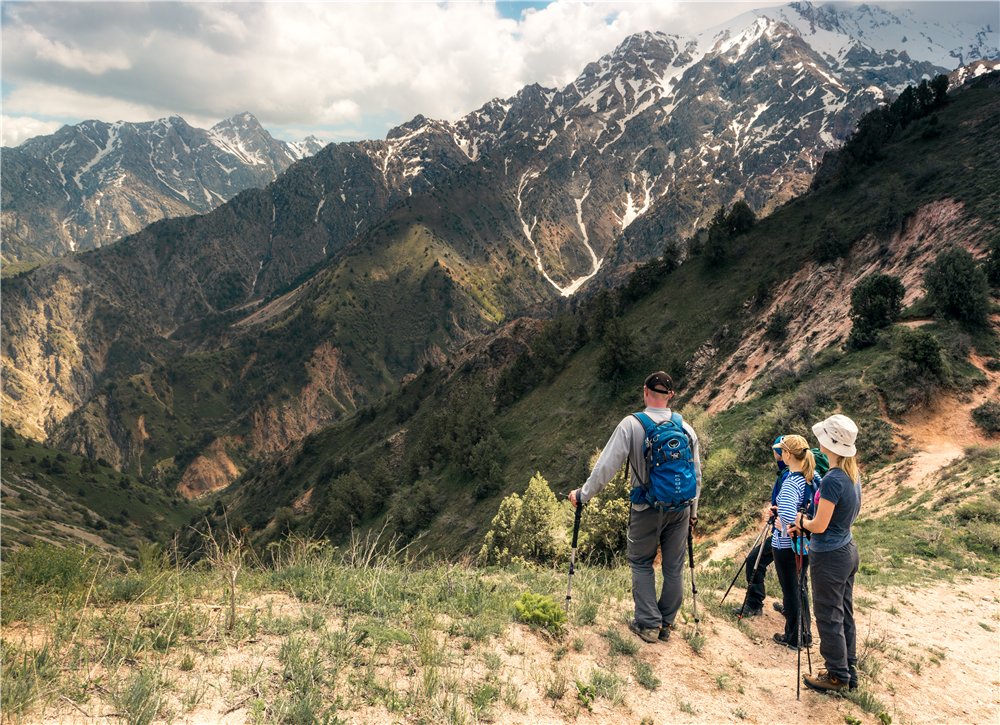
[644, 371, 673, 394]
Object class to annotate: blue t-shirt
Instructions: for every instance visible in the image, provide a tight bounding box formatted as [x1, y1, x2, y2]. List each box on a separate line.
[810, 468, 861, 553]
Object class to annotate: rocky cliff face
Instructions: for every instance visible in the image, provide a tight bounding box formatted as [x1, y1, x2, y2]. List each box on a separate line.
[688, 199, 995, 413]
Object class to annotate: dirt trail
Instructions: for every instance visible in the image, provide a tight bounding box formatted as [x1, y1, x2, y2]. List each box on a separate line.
[866, 351, 998, 517]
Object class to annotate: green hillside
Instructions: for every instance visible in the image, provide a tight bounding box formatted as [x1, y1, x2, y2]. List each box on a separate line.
[0, 425, 198, 559]
[220, 80, 1000, 555]
[49, 154, 555, 490]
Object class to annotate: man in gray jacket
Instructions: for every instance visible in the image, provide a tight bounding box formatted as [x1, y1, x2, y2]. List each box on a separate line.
[569, 371, 701, 643]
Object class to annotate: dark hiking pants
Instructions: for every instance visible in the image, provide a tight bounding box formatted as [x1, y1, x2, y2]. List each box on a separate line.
[773, 547, 811, 644]
[810, 540, 860, 682]
[744, 536, 774, 610]
[627, 506, 689, 629]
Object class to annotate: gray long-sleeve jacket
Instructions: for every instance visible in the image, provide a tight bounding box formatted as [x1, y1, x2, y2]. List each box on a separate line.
[579, 406, 702, 517]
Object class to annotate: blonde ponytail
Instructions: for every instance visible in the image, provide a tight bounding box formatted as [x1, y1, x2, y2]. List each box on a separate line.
[802, 448, 816, 483]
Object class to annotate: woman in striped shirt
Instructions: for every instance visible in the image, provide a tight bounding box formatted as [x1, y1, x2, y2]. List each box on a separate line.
[771, 434, 815, 649]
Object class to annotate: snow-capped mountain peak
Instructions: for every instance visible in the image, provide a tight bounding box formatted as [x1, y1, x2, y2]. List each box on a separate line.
[5, 112, 329, 259]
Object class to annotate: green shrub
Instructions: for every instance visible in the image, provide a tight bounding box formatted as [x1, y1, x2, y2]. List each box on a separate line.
[597, 319, 639, 385]
[470, 431, 506, 499]
[603, 627, 640, 656]
[813, 220, 851, 263]
[875, 328, 949, 415]
[963, 521, 1000, 555]
[633, 660, 661, 690]
[898, 328, 948, 381]
[575, 681, 597, 710]
[856, 417, 896, 465]
[588, 667, 626, 704]
[971, 401, 1000, 435]
[765, 308, 791, 342]
[99, 572, 151, 603]
[5, 543, 95, 593]
[112, 668, 164, 725]
[513, 592, 566, 637]
[580, 462, 630, 564]
[701, 448, 752, 502]
[924, 248, 990, 325]
[389, 479, 441, 540]
[478, 473, 561, 565]
[955, 498, 1000, 524]
[985, 238, 1000, 288]
[848, 274, 905, 349]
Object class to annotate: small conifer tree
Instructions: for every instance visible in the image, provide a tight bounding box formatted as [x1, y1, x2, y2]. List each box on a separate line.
[478, 473, 560, 565]
[848, 273, 905, 349]
[597, 319, 638, 384]
[924, 248, 990, 325]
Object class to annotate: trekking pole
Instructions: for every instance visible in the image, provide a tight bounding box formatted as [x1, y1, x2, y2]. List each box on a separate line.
[800, 532, 813, 677]
[565, 497, 584, 613]
[721, 517, 770, 604]
[687, 523, 700, 636]
[737, 513, 776, 620]
[795, 530, 804, 701]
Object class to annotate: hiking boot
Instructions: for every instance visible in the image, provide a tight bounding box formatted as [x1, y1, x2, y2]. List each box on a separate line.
[658, 626, 672, 642]
[803, 671, 849, 693]
[732, 605, 763, 618]
[772, 601, 785, 615]
[818, 667, 858, 691]
[773, 633, 813, 650]
[628, 620, 659, 644]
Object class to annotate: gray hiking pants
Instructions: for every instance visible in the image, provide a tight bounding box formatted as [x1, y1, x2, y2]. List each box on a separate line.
[810, 540, 860, 682]
[627, 506, 690, 629]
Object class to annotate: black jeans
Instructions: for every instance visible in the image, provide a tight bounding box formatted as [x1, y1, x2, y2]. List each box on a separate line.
[744, 537, 774, 610]
[773, 547, 811, 644]
[811, 541, 860, 682]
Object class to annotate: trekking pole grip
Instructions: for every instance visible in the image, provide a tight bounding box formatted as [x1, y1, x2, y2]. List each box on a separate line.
[571, 499, 583, 548]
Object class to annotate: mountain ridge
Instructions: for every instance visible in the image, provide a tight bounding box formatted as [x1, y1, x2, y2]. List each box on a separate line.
[219, 78, 998, 553]
[1, 112, 326, 265]
[2, 3, 996, 500]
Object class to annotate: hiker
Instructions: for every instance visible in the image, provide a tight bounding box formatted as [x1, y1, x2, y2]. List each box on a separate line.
[790, 414, 862, 693]
[734, 435, 789, 618]
[569, 371, 702, 644]
[770, 434, 815, 650]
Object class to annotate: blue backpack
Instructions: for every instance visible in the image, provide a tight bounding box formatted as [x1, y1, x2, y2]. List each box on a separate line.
[628, 412, 697, 511]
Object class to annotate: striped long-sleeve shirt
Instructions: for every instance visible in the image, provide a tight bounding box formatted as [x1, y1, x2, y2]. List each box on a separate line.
[771, 472, 808, 551]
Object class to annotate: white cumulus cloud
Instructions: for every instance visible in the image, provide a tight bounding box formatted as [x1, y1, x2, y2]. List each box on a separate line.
[1, 1, 697, 143]
[2, 1, 991, 145]
[2, 115, 65, 147]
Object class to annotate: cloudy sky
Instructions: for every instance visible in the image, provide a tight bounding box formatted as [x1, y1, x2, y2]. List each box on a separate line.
[2, 1, 996, 146]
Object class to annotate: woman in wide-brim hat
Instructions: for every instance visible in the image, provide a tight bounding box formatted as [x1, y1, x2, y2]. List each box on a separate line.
[790, 414, 862, 693]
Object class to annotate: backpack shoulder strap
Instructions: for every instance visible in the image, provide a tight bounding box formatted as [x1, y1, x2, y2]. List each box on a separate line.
[627, 413, 651, 488]
[668, 411, 695, 450]
[632, 412, 655, 434]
